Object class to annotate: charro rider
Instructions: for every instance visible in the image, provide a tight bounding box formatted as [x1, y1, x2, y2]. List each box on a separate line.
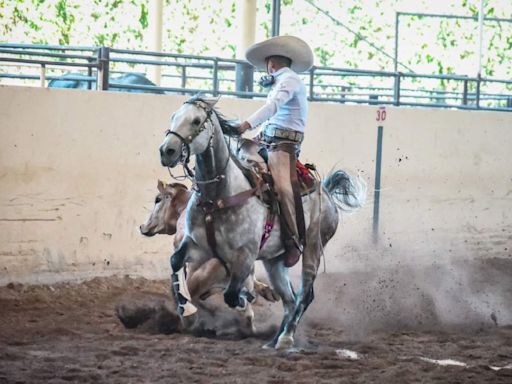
[238, 35, 313, 268]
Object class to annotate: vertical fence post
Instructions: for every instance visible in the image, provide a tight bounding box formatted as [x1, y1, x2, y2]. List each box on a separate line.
[476, 74, 481, 108]
[462, 78, 468, 105]
[235, 61, 254, 98]
[308, 66, 315, 100]
[180, 65, 187, 95]
[393, 72, 401, 106]
[97, 47, 110, 91]
[87, 58, 93, 90]
[212, 58, 219, 97]
[40, 63, 46, 88]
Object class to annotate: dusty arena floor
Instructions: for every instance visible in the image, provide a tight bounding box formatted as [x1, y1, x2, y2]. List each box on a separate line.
[1, 258, 512, 383]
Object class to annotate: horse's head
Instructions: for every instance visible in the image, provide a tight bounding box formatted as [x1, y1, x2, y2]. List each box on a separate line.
[140, 180, 190, 236]
[159, 96, 220, 167]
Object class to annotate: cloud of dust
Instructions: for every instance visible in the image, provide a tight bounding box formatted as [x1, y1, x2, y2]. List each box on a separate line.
[295, 241, 512, 340]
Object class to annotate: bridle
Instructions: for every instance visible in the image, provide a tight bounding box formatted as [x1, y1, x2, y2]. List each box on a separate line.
[164, 100, 229, 183]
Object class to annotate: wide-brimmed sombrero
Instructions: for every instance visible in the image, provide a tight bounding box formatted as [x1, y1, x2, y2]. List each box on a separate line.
[245, 35, 314, 73]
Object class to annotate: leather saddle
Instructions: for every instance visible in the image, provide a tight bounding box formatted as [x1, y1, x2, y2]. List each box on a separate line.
[232, 138, 317, 202]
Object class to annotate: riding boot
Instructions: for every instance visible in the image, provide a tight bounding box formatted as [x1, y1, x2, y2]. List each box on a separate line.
[283, 239, 301, 268]
[278, 202, 303, 268]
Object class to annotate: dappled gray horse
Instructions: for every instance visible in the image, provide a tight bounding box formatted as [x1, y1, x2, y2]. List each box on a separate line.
[139, 180, 279, 336]
[159, 96, 366, 349]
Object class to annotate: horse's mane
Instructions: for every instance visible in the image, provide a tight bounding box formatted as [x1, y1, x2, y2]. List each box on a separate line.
[186, 94, 241, 137]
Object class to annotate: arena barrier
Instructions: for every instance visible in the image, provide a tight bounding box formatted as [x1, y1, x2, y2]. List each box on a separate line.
[1, 85, 511, 284]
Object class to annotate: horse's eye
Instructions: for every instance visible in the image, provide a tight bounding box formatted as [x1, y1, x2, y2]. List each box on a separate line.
[155, 196, 162, 204]
[192, 117, 201, 125]
[165, 194, 171, 199]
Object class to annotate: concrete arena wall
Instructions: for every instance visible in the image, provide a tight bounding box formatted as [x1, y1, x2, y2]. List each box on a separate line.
[1, 85, 511, 285]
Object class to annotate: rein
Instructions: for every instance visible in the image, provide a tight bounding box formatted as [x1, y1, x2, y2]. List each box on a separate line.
[165, 130, 195, 180]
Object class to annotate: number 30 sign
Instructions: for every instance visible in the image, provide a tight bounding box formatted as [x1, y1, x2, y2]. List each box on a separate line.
[376, 106, 387, 122]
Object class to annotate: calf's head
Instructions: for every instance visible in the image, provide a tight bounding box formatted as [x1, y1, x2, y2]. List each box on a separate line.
[140, 180, 190, 237]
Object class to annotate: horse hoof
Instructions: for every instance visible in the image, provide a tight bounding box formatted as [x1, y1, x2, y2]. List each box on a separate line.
[181, 302, 198, 317]
[262, 341, 276, 350]
[224, 290, 239, 308]
[275, 335, 294, 350]
[235, 297, 248, 312]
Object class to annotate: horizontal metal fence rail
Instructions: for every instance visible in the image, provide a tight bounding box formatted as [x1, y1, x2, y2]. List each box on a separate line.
[1, 43, 511, 111]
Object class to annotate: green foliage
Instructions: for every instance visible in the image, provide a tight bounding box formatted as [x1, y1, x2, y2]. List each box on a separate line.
[0, 0, 511, 80]
[139, 3, 148, 29]
[54, 0, 74, 45]
[314, 46, 334, 66]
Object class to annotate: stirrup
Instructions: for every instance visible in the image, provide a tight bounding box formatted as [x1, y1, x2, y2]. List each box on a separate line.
[288, 236, 304, 254]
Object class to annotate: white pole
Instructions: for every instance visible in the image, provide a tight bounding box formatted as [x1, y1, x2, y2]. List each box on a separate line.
[148, 0, 164, 85]
[477, 0, 484, 76]
[237, 0, 257, 59]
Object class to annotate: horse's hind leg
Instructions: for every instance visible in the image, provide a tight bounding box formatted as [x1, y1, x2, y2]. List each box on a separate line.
[275, 246, 321, 350]
[262, 257, 296, 349]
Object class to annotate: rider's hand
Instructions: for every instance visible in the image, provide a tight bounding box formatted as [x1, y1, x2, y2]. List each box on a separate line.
[239, 121, 251, 134]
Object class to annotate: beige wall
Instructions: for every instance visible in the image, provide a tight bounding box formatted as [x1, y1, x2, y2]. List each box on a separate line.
[1, 85, 511, 285]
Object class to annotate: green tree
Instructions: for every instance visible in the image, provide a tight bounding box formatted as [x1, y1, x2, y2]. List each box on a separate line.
[1, 0, 511, 79]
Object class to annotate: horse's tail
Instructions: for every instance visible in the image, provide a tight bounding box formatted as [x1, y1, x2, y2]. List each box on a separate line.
[322, 170, 367, 212]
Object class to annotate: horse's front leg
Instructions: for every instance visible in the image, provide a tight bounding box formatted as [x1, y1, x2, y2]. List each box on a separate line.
[222, 254, 257, 336]
[223, 247, 256, 309]
[169, 240, 197, 317]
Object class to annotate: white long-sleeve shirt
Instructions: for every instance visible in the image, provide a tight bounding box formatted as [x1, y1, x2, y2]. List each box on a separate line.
[246, 67, 308, 133]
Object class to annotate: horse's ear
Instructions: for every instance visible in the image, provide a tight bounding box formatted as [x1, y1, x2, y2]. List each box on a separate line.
[169, 182, 188, 191]
[157, 179, 165, 193]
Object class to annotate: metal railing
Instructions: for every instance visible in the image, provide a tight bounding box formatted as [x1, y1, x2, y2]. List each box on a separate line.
[1, 43, 511, 111]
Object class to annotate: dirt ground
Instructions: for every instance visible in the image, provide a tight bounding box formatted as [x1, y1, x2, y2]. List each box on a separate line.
[1, 258, 512, 383]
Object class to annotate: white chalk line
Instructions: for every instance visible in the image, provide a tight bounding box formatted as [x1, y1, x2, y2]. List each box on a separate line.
[335, 349, 512, 371]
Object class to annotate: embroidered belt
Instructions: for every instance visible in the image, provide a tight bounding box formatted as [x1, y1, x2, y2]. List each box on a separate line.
[264, 125, 304, 142]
